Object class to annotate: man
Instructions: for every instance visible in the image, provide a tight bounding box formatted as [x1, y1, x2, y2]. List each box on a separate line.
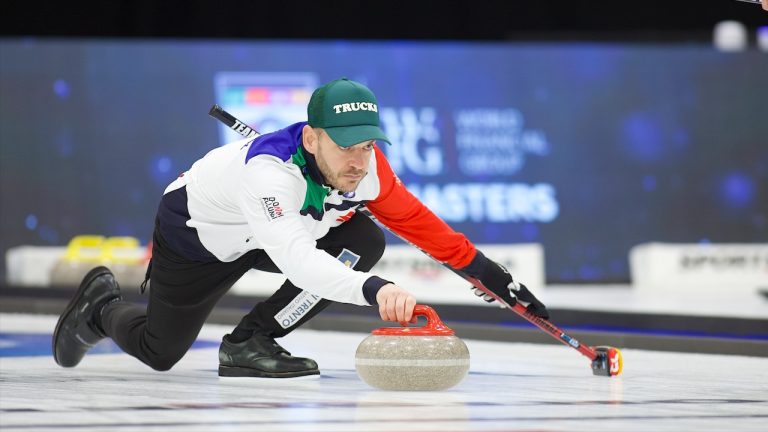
[53, 78, 549, 378]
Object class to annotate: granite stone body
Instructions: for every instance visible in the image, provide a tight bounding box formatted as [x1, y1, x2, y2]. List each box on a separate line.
[354, 305, 470, 391]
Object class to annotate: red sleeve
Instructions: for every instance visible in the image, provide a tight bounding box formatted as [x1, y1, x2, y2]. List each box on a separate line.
[366, 146, 477, 269]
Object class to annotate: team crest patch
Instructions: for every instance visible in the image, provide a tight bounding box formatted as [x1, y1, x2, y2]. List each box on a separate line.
[337, 248, 361, 268]
[260, 196, 284, 221]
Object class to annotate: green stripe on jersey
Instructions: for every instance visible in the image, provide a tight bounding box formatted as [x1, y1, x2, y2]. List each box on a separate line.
[291, 146, 330, 217]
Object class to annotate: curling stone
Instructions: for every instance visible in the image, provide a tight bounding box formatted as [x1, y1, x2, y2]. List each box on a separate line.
[355, 305, 469, 391]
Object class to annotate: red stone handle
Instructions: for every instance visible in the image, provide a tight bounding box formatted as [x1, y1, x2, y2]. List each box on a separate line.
[372, 304, 455, 336]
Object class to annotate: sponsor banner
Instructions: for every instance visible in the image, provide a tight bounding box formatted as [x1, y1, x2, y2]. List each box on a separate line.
[630, 243, 768, 292]
[214, 72, 318, 143]
[370, 244, 545, 305]
[232, 245, 545, 306]
[7, 243, 543, 309]
[6, 246, 69, 287]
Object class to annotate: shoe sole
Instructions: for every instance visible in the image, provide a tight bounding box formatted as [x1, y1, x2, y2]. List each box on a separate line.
[218, 365, 320, 378]
[52, 266, 113, 367]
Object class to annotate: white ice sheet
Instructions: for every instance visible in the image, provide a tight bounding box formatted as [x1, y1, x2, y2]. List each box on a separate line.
[1, 313, 766, 432]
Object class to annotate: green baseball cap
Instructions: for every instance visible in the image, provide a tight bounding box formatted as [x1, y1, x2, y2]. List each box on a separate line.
[307, 78, 391, 147]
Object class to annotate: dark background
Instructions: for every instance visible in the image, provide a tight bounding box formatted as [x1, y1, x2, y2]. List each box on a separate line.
[3, 0, 767, 42]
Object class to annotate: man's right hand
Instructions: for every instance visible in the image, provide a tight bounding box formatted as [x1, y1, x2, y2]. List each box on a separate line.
[375, 283, 417, 325]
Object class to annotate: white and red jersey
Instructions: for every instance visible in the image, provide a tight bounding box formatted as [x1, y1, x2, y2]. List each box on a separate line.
[158, 122, 477, 306]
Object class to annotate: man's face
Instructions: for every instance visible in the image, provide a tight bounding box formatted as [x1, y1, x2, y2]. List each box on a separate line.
[304, 126, 373, 193]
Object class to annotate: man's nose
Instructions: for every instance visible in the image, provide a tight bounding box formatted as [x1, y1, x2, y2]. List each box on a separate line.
[348, 149, 366, 169]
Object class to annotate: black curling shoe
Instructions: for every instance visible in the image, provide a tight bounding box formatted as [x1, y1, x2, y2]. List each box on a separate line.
[52, 266, 122, 367]
[218, 333, 320, 378]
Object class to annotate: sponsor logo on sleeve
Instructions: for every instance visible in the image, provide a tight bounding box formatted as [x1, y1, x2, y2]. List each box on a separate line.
[260, 197, 284, 221]
[273, 248, 361, 329]
[274, 291, 322, 329]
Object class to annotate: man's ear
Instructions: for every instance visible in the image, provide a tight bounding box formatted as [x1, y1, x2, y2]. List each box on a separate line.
[303, 125, 318, 155]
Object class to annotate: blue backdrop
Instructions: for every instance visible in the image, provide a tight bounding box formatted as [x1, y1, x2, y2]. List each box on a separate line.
[1, 39, 766, 282]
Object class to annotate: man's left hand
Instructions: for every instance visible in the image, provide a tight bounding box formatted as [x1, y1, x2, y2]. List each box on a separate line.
[472, 259, 550, 319]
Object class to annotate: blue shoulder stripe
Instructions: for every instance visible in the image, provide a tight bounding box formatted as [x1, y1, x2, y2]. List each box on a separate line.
[244, 122, 306, 164]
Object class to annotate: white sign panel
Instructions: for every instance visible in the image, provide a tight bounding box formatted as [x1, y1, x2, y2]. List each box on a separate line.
[630, 243, 768, 292]
[370, 244, 546, 305]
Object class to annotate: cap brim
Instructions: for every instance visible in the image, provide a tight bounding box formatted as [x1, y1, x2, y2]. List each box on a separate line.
[324, 124, 391, 148]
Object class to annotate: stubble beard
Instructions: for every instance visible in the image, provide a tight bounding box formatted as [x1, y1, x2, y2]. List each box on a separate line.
[315, 153, 366, 193]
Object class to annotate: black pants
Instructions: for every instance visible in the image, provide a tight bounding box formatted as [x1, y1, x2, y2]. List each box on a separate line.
[101, 212, 385, 371]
